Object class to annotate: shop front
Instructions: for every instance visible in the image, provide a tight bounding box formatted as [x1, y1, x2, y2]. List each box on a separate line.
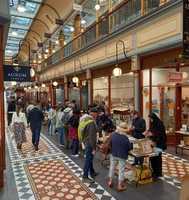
[92, 60, 133, 113]
[68, 73, 88, 111]
[140, 48, 182, 145]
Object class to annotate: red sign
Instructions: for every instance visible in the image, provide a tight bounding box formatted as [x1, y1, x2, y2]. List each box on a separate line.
[168, 72, 183, 83]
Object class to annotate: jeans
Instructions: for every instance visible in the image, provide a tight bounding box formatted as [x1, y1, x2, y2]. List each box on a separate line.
[83, 144, 95, 177]
[109, 155, 126, 182]
[49, 120, 55, 136]
[57, 127, 64, 145]
[63, 127, 69, 149]
[71, 139, 79, 155]
[31, 127, 41, 146]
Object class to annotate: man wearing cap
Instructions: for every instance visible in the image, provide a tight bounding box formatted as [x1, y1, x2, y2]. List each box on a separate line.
[82, 107, 98, 183]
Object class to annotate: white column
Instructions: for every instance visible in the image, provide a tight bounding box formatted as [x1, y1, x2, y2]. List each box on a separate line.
[131, 55, 140, 111]
[86, 69, 92, 105]
[64, 75, 68, 100]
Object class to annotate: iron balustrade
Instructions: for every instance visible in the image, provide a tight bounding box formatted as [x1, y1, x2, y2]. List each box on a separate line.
[41, 0, 177, 70]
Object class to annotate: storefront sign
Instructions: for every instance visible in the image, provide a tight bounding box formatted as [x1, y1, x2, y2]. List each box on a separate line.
[183, 0, 189, 58]
[168, 72, 183, 83]
[4, 65, 31, 82]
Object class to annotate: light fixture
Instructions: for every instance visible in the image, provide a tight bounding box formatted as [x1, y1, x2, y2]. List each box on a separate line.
[70, 27, 74, 32]
[24, 87, 27, 91]
[183, 72, 188, 79]
[52, 49, 56, 53]
[17, 4, 26, 13]
[33, 59, 36, 64]
[53, 81, 58, 87]
[12, 31, 18, 36]
[112, 67, 122, 77]
[38, 54, 42, 59]
[55, 40, 59, 45]
[28, 86, 31, 90]
[42, 83, 46, 88]
[30, 68, 35, 77]
[35, 85, 38, 89]
[81, 19, 86, 25]
[64, 41, 67, 45]
[44, 54, 48, 59]
[45, 49, 49, 53]
[72, 76, 79, 84]
[11, 81, 17, 86]
[95, 4, 100, 10]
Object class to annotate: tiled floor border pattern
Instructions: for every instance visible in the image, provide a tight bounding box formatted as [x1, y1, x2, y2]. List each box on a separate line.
[6, 127, 116, 200]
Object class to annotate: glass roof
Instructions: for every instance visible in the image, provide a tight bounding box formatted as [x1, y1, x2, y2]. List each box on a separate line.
[5, 0, 43, 59]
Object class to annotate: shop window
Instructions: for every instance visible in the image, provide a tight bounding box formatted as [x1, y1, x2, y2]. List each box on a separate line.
[181, 68, 189, 126]
[56, 87, 64, 106]
[142, 69, 176, 131]
[93, 77, 108, 105]
[69, 87, 80, 108]
[111, 73, 134, 111]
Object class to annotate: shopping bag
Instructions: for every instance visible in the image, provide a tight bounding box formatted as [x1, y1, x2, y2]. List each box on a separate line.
[134, 165, 153, 184]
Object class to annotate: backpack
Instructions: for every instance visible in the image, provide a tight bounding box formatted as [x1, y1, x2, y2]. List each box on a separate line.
[78, 118, 93, 142]
[61, 108, 72, 126]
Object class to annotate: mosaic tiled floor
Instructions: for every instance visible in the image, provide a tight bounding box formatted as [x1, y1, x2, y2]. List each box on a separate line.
[161, 152, 189, 188]
[6, 127, 116, 200]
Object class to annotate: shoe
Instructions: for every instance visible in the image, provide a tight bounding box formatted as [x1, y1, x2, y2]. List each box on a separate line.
[90, 172, 99, 178]
[117, 182, 127, 192]
[34, 145, 39, 151]
[82, 176, 95, 184]
[71, 154, 79, 157]
[107, 178, 113, 188]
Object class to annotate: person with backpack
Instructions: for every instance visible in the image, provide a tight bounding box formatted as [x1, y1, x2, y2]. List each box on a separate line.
[68, 109, 81, 156]
[82, 107, 98, 183]
[61, 104, 73, 149]
[56, 105, 65, 146]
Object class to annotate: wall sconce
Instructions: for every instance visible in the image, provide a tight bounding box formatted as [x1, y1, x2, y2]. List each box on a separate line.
[42, 83, 46, 88]
[53, 81, 58, 87]
[112, 40, 128, 77]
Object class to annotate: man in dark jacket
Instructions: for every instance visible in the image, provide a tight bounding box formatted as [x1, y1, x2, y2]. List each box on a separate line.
[130, 111, 146, 165]
[82, 107, 98, 183]
[28, 102, 44, 151]
[131, 111, 146, 139]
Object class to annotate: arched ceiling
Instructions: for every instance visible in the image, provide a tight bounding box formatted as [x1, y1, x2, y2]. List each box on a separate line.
[5, 0, 99, 62]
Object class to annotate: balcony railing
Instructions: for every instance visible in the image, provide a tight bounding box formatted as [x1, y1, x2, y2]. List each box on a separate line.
[41, 0, 178, 70]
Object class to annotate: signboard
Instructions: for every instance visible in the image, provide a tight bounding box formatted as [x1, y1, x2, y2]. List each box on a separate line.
[183, 0, 189, 58]
[4, 65, 31, 82]
[168, 72, 183, 83]
[73, 3, 82, 11]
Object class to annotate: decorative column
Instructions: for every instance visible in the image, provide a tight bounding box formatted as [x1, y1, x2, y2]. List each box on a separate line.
[64, 75, 68, 101]
[86, 69, 92, 105]
[131, 55, 140, 112]
[59, 30, 65, 48]
[48, 40, 52, 55]
[0, 25, 5, 188]
[141, 0, 145, 15]
[73, 14, 81, 38]
[49, 83, 55, 107]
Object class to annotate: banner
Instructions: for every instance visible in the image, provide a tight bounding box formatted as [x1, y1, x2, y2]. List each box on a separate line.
[3, 65, 31, 82]
[183, 0, 189, 58]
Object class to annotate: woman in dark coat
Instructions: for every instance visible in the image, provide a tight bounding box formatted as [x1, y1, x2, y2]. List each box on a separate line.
[148, 113, 167, 179]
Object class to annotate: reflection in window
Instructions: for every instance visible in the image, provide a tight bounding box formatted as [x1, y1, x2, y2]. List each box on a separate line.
[111, 73, 134, 111]
[93, 77, 108, 105]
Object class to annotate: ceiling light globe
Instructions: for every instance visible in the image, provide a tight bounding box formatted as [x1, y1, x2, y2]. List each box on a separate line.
[95, 4, 100, 11]
[113, 67, 122, 77]
[52, 81, 58, 87]
[72, 76, 79, 84]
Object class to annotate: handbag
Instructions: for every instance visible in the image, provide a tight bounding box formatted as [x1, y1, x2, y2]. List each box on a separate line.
[100, 134, 112, 155]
